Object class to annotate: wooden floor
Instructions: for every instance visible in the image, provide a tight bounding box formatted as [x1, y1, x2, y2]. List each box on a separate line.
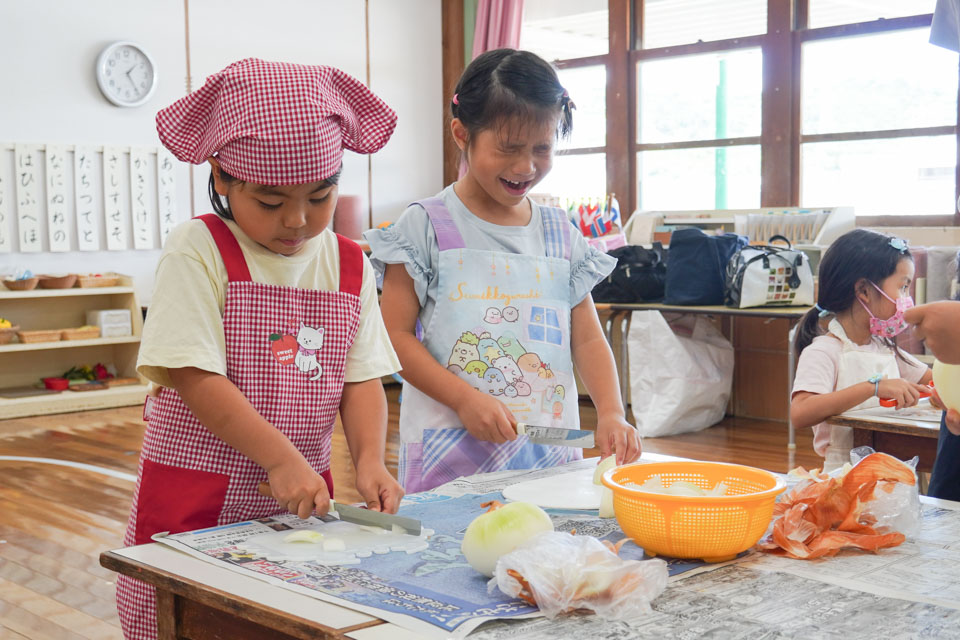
[0, 386, 819, 638]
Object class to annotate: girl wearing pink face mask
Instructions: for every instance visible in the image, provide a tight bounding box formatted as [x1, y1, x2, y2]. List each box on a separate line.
[791, 229, 937, 472]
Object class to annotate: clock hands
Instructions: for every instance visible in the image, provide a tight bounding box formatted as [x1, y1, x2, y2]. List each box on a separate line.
[125, 66, 138, 89]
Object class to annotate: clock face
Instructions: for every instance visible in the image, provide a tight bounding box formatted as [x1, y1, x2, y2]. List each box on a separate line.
[96, 42, 157, 107]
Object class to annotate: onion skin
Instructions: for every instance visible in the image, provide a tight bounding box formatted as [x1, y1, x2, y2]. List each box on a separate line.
[461, 501, 554, 577]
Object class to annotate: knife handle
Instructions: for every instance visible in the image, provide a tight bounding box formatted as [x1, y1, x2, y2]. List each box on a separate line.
[257, 481, 335, 512]
[878, 383, 934, 408]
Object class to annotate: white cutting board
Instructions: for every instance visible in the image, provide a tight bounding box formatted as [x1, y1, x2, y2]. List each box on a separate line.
[501, 466, 602, 510]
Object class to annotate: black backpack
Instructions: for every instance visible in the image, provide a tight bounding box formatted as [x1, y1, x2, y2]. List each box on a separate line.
[592, 243, 668, 303]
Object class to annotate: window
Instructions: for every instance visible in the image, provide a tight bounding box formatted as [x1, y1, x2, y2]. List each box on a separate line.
[522, 7, 609, 201]
[502, 2, 958, 223]
[800, 28, 957, 216]
[807, 0, 936, 29]
[642, 0, 767, 49]
[520, 0, 609, 60]
[527, 305, 564, 346]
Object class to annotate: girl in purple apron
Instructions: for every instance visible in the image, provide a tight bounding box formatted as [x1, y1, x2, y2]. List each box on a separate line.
[118, 59, 403, 640]
[366, 49, 642, 493]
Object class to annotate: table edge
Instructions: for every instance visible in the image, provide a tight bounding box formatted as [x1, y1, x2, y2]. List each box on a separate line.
[100, 550, 386, 637]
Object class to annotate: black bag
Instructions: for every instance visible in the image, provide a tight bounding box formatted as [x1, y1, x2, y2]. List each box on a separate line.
[592, 243, 667, 303]
[663, 228, 749, 305]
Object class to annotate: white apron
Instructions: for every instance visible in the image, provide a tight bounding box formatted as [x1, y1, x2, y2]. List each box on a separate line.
[822, 318, 900, 472]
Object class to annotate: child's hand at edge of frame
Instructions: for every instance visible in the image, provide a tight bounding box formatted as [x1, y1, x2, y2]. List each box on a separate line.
[595, 415, 642, 466]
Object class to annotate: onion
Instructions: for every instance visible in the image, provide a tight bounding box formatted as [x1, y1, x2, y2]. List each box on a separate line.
[592, 455, 617, 485]
[461, 500, 554, 577]
[627, 476, 729, 497]
[934, 359, 960, 412]
[283, 530, 324, 544]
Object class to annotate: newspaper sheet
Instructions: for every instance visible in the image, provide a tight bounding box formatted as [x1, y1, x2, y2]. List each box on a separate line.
[740, 503, 960, 609]
[153, 459, 706, 638]
[470, 563, 959, 639]
[153, 460, 960, 638]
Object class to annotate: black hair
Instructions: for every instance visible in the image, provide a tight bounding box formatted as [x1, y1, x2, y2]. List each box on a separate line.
[451, 48, 573, 145]
[795, 228, 913, 357]
[207, 165, 342, 220]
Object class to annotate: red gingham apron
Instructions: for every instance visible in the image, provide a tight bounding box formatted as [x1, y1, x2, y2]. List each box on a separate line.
[117, 214, 363, 640]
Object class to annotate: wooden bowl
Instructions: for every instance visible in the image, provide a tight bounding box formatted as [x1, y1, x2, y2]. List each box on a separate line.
[2, 277, 39, 291]
[0, 326, 19, 345]
[38, 273, 78, 289]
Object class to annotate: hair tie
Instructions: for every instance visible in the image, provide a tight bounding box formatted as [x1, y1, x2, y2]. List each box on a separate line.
[815, 303, 831, 318]
[889, 237, 907, 253]
[452, 93, 459, 106]
[562, 90, 569, 98]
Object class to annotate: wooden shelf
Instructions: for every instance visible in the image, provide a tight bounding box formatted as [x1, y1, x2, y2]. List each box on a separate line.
[0, 285, 134, 299]
[0, 384, 149, 419]
[0, 336, 139, 353]
[0, 273, 145, 418]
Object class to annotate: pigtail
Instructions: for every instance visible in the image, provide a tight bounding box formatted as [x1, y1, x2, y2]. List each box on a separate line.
[559, 91, 574, 139]
[794, 307, 823, 357]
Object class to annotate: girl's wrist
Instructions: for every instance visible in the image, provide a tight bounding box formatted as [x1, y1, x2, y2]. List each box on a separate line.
[867, 374, 882, 398]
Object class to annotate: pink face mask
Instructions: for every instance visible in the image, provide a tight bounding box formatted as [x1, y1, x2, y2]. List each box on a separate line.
[858, 282, 913, 338]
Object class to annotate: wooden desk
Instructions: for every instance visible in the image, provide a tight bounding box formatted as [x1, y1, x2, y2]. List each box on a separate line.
[101, 458, 960, 638]
[101, 543, 419, 640]
[827, 412, 941, 473]
[595, 302, 811, 459]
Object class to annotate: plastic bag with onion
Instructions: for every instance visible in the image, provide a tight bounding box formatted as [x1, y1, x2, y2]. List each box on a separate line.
[489, 531, 668, 619]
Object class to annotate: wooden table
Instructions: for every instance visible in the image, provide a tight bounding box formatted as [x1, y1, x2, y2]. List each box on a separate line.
[595, 302, 811, 457]
[827, 412, 941, 473]
[100, 543, 420, 640]
[101, 457, 960, 638]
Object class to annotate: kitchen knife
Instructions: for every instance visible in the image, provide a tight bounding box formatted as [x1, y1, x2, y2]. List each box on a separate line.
[257, 482, 422, 536]
[516, 422, 595, 448]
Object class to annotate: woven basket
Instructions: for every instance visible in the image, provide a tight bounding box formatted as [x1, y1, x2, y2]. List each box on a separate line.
[61, 326, 101, 341]
[0, 326, 19, 345]
[77, 273, 120, 288]
[2, 277, 39, 291]
[38, 273, 78, 289]
[17, 329, 63, 343]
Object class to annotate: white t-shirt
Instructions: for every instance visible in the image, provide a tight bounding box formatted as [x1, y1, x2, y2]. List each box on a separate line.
[792, 334, 928, 455]
[137, 217, 400, 387]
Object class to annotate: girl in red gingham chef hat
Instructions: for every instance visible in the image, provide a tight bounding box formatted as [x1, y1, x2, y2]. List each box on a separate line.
[118, 59, 405, 640]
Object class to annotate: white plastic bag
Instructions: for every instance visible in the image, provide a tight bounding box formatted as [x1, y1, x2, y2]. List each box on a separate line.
[490, 531, 667, 620]
[627, 311, 734, 437]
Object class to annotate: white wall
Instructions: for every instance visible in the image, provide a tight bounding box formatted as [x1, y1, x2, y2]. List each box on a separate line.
[0, 0, 441, 304]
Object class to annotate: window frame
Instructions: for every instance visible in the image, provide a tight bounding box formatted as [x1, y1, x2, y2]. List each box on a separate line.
[441, 0, 958, 225]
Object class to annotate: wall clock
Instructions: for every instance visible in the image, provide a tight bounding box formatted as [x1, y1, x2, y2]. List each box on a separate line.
[96, 41, 158, 107]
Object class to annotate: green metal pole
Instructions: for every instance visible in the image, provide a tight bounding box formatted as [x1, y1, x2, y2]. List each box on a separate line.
[464, 0, 479, 62]
[715, 58, 728, 209]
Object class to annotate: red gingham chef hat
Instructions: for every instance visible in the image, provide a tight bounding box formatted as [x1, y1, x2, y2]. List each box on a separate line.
[156, 58, 397, 185]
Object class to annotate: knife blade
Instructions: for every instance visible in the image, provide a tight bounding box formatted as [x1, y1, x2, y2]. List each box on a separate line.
[516, 423, 595, 448]
[329, 500, 422, 536]
[256, 482, 422, 536]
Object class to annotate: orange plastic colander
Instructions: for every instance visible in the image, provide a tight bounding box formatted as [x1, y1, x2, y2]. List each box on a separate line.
[601, 461, 786, 563]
